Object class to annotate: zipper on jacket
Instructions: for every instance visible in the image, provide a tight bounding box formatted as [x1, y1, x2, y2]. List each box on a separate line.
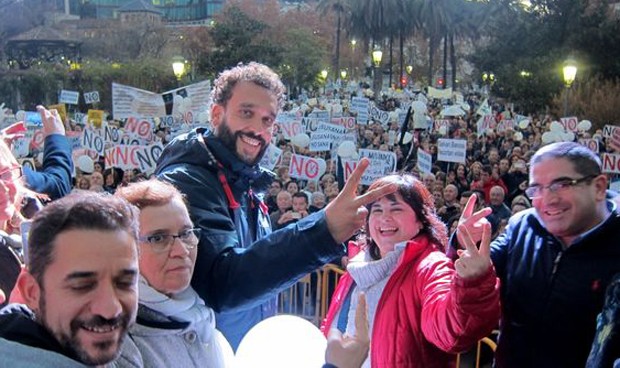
[551, 252, 563, 279]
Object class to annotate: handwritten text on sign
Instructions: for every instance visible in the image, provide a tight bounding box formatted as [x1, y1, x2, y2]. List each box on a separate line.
[357, 149, 397, 186]
[437, 138, 466, 163]
[602, 153, 620, 174]
[288, 154, 327, 181]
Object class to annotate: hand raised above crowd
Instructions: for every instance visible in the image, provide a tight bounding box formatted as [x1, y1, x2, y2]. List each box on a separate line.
[324, 158, 397, 244]
[457, 194, 492, 246]
[37, 105, 66, 137]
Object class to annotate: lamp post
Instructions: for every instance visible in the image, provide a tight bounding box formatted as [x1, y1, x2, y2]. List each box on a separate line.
[320, 69, 328, 94]
[562, 58, 577, 117]
[340, 69, 347, 81]
[172, 56, 186, 84]
[372, 49, 383, 98]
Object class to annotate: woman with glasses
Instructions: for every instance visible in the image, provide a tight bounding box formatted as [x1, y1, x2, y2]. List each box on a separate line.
[115, 179, 231, 367]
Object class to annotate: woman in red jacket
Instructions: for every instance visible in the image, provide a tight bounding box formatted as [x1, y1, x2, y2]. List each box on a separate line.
[321, 174, 500, 368]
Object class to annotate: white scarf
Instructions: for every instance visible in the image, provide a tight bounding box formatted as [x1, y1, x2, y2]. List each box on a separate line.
[138, 276, 215, 342]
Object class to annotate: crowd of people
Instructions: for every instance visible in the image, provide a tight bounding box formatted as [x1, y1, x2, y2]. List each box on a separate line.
[1, 61, 620, 367]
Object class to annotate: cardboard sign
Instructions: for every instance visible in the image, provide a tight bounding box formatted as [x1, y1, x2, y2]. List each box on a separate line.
[277, 120, 304, 140]
[578, 138, 599, 153]
[82, 128, 105, 156]
[369, 105, 390, 126]
[84, 91, 100, 104]
[11, 137, 30, 158]
[59, 90, 79, 105]
[417, 148, 432, 174]
[288, 154, 326, 181]
[104, 143, 164, 172]
[602, 153, 620, 174]
[437, 138, 466, 163]
[125, 117, 154, 142]
[476, 115, 496, 137]
[560, 117, 578, 132]
[358, 149, 397, 186]
[350, 97, 369, 124]
[330, 117, 356, 131]
[259, 144, 282, 171]
[434, 119, 451, 132]
[87, 109, 105, 129]
[48, 104, 67, 123]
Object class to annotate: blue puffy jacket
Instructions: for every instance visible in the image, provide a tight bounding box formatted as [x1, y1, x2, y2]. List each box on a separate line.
[155, 128, 342, 349]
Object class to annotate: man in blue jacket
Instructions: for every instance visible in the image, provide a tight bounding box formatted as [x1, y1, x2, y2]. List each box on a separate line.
[455, 141, 620, 367]
[155, 62, 395, 349]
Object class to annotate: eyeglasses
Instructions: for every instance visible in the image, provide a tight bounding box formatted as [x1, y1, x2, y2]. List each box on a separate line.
[0, 166, 23, 183]
[139, 228, 201, 253]
[525, 175, 597, 199]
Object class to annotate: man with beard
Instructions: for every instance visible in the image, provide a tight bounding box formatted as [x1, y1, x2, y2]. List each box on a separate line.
[155, 62, 395, 349]
[0, 191, 140, 367]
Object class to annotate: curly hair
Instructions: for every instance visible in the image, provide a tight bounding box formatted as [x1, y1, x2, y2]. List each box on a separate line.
[210, 62, 286, 110]
[364, 174, 448, 260]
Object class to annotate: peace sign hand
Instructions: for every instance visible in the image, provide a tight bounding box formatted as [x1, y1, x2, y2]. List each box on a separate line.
[454, 221, 492, 279]
[325, 158, 397, 243]
[457, 194, 492, 246]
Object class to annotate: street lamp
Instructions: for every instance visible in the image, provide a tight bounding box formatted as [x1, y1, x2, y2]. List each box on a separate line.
[372, 49, 383, 97]
[320, 69, 328, 94]
[340, 69, 347, 80]
[562, 58, 577, 116]
[172, 56, 186, 81]
[406, 65, 413, 75]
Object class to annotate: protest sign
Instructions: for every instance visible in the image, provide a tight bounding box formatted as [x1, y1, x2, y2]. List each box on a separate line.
[259, 144, 282, 171]
[602, 153, 620, 174]
[476, 115, 495, 136]
[66, 131, 83, 151]
[358, 149, 397, 186]
[417, 148, 432, 174]
[84, 91, 100, 104]
[59, 90, 79, 105]
[82, 128, 106, 156]
[578, 138, 599, 153]
[369, 105, 390, 126]
[48, 104, 67, 123]
[104, 143, 164, 172]
[350, 97, 369, 124]
[278, 120, 304, 140]
[125, 117, 154, 142]
[88, 109, 105, 129]
[560, 117, 578, 132]
[11, 137, 30, 158]
[289, 154, 326, 181]
[437, 138, 466, 163]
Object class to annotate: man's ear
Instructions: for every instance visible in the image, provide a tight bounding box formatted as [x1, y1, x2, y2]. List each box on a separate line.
[14, 269, 41, 311]
[210, 104, 224, 129]
[594, 175, 608, 201]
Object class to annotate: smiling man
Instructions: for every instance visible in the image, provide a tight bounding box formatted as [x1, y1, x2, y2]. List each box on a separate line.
[455, 141, 620, 368]
[0, 192, 140, 367]
[155, 62, 395, 349]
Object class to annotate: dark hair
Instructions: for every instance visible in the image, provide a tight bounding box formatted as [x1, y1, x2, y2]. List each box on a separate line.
[115, 178, 186, 210]
[210, 62, 286, 110]
[28, 191, 139, 286]
[530, 141, 601, 177]
[365, 174, 448, 260]
[292, 191, 308, 203]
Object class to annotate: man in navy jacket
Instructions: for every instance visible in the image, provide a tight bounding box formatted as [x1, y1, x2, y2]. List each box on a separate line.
[454, 141, 620, 367]
[155, 62, 394, 349]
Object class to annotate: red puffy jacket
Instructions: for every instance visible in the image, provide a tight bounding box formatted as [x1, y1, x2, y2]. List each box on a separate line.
[321, 235, 500, 367]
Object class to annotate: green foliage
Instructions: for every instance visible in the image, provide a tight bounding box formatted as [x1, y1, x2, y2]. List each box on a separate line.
[202, 6, 283, 73]
[278, 28, 329, 97]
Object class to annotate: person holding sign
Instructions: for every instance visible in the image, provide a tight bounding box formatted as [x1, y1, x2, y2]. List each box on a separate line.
[452, 141, 620, 368]
[155, 62, 396, 350]
[320, 173, 500, 367]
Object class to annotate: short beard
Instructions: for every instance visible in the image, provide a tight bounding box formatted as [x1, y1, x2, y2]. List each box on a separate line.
[37, 291, 130, 366]
[216, 119, 268, 166]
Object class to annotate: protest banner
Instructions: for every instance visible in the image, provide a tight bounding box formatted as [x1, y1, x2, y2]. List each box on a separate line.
[497, 119, 514, 134]
[437, 138, 466, 163]
[476, 115, 495, 137]
[434, 119, 451, 133]
[358, 149, 397, 186]
[11, 137, 30, 158]
[259, 144, 282, 171]
[342, 159, 358, 182]
[125, 117, 154, 142]
[602, 153, 620, 174]
[112, 83, 166, 119]
[417, 148, 432, 174]
[307, 109, 330, 122]
[427, 87, 453, 99]
[288, 154, 326, 181]
[331, 116, 356, 130]
[104, 143, 164, 172]
[560, 117, 578, 132]
[301, 117, 320, 133]
[59, 90, 79, 105]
